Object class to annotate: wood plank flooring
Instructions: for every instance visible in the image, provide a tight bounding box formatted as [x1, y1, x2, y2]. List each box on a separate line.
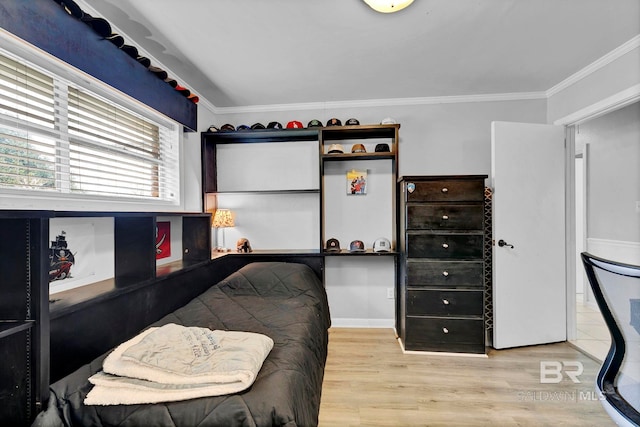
[318, 328, 614, 427]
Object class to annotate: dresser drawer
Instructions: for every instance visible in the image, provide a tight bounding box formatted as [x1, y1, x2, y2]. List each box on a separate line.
[407, 289, 483, 316]
[407, 232, 483, 259]
[406, 204, 483, 230]
[407, 260, 483, 288]
[405, 317, 485, 353]
[405, 179, 484, 202]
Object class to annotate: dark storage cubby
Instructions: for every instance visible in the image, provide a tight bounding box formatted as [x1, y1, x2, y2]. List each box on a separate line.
[0, 211, 50, 426]
[0, 210, 210, 425]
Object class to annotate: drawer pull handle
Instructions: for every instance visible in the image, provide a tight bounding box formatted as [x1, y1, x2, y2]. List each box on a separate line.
[442, 299, 450, 305]
[442, 271, 449, 277]
[442, 327, 449, 334]
[441, 187, 448, 193]
[442, 215, 449, 220]
[442, 243, 449, 249]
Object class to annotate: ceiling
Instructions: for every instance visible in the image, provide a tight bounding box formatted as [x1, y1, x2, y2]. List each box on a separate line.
[80, 0, 640, 110]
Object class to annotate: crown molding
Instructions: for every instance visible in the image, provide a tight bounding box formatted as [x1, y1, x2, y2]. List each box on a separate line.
[188, 34, 640, 118]
[211, 91, 547, 115]
[547, 34, 640, 98]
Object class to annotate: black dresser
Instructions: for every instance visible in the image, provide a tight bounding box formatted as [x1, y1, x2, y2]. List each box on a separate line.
[398, 175, 488, 354]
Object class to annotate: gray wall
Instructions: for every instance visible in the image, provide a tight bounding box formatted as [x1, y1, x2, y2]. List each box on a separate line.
[579, 101, 640, 243]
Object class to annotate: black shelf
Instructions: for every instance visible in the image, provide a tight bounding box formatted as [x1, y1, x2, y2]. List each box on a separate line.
[322, 153, 395, 161]
[212, 189, 320, 195]
[320, 124, 400, 140]
[323, 250, 399, 256]
[202, 128, 318, 143]
[0, 320, 35, 339]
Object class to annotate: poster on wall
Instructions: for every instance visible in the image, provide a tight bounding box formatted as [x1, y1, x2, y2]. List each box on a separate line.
[49, 221, 96, 284]
[156, 221, 171, 259]
[347, 169, 367, 195]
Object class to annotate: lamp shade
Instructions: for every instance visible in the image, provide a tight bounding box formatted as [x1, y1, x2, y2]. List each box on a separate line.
[363, 0, 414, 13]
[212, 209, 234, 228]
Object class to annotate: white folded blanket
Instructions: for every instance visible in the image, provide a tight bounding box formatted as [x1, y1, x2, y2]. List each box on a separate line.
[84, 323, 274, 405]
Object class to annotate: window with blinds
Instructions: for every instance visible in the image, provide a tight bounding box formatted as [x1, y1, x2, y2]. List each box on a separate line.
[0, 50, 179, 202]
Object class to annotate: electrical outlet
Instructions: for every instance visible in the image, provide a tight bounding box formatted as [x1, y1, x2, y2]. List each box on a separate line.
[387, 288, 394, 299]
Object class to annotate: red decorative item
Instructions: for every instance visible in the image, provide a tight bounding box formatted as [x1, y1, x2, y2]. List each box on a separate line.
[156, 221, 171, 259]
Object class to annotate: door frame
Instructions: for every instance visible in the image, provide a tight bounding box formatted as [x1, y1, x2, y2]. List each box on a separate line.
[553, 84, 640, 342]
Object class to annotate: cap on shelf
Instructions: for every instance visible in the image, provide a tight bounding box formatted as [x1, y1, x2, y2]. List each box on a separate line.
[351, 143, 366, 153]
[327, 144, 344, 154]
[267, 121, 283, 129]
[375, 143, 390, 152]
[286, 120, 304, 129]
[307, 119, 323, 128]
[251, 123, 266, 130]
[345, 118, 360, 126]
[325, 238, 341, 252]
[220, 123, 235, 131]
[373, 237, 391, 252]
[349, 240, 366, 252]
[326, 118, 342, 127]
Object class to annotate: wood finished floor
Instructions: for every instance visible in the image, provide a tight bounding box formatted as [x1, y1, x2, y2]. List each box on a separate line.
[318, 328, 614, 427]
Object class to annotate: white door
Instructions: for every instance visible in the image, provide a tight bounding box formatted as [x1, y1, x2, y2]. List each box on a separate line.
[492, 121, 567, 349]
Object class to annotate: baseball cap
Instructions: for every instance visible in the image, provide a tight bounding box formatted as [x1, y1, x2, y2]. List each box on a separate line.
[286, 120, 304, 129]
[207, 125, 219, 132]
[136, 56, 151, 68]
[373, 237, 391, 253]
[349, 240, 366, 252]
[236, 125, 251, 131]
[326, 118, 342, 127]
[149, 66, 168, 81]
[106, 34, 125, 48]
[375, 143, 390, 152]
[220, 124, 235, 131]
[345, 118, 360, 126]
[307, 119, 323, 128]
[327, 144, 344, 154]
[325, 238, 341, 252]
[121, 45, 139, 60]
[81, 14, 112, 38]
[267, 121, 283, 129]
[251, 123, 266, 130]
[351, 143, 366, 153]
[380, 117, 396, 124]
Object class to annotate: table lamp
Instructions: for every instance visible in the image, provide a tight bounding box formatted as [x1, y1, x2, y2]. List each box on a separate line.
[212, 209, 234, 252]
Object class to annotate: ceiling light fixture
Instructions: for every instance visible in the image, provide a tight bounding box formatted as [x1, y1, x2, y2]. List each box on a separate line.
[363, 0, 414, 13]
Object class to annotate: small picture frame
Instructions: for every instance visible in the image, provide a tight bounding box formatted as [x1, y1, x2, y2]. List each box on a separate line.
[347, 169, 367, 195]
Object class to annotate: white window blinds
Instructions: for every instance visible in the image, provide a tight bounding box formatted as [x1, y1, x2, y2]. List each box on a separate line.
[0, 54, 57, 190]
[0, 50, 179, 203]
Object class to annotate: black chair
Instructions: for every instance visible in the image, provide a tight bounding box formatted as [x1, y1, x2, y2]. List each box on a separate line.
[581, 252, 640, 426]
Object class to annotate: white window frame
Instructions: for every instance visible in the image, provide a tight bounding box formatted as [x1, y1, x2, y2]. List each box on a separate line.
[0, 29, 182, 212]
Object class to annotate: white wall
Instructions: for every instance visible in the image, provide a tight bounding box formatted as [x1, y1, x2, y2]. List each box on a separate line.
[547, 38, 640, 124]
[209, 98, 546, 326]
[579, 102, 640, 265]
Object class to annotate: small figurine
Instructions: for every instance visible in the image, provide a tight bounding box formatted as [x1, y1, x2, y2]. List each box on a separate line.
[236, 238, 252, 253]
